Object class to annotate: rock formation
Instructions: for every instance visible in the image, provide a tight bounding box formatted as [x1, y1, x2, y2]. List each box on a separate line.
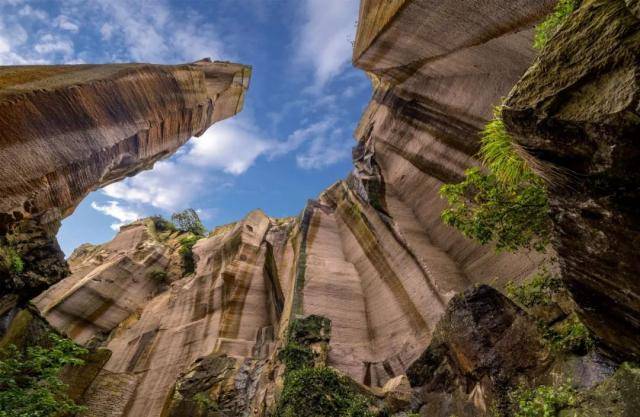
[503, 0, 640, 359]
[0, 60, 250, 299]
[1, 0, 638, 416]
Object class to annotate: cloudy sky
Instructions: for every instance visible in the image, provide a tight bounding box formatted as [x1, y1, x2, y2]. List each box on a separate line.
[0, 0, 371, 254]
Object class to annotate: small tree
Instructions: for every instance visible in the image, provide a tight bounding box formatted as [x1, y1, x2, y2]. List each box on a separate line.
[171, 209, 206, 236]
[0, 333, 88, 417]
[439, 107, 552, 252]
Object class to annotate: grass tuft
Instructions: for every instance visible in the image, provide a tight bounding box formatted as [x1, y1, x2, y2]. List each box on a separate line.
[534, 0, 580, 50]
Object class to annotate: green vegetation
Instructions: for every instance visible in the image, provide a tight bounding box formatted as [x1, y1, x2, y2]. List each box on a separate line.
[275, 316, 374, 417]
[0, 333, 88, 417]
[193, 392, 219, 413]
[278, 342, 315, 372]
[172, 209, 207, 236]
[511, 382, 577, 417]
[146, 268, 168, 284]
[0, 245, 24, 275]
[440, 168, 550, 252]
[543, 314, 595, 355]
[479, 110, 530, 184]
[275, 367, 374, 417]
[506, 269, 594, 355]
[440, 107, 551, 252]
[534, 0, 580, 50]
[179, 235, 201, 275]
[150, 215, 177, 233]
[506, 268, 562, 308]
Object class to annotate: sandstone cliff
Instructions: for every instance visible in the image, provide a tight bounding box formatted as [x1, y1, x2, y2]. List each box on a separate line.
[0, 60, 250, 299]
[27, 1, 561, 415]
[1, 0, 639, 416]
[504, 0, 640, 360]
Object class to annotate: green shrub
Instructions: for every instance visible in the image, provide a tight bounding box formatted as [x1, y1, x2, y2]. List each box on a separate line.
[511, 382, 577, 417]
[0, 333, 88, 417]
[440, 106, 551, 252]
[506, 269, 562, 308]
[172, 209, 207, 236]
[440, 167, 550, 252]
[0, 246, 24, 275]
[150, 215, 176, 233]
[179, 235, 201, 275]
[275, 367, 374, 417]
[193, 392, 219, 412]
[479, 109, 530, 185]
[543, 314, 595, 355]
[534, 0, 580, 50]
[278, 342, 315, 372]
[147, 269, 168, 284]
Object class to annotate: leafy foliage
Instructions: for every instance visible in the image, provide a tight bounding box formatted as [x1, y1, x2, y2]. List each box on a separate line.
[511, 382, 577, 417]
[542, 314, 595, 355]
[479, 108, 530, 184]
[534, 0, 580, 50]
[171, 209, 207, 236]
[278, 342, 315, 372]
[440, 105, 551, 252]
[0, 333, 88, 417]
[146, 269, 168, 284]
[275, 367, 374, 417]
[506, 268, 562, 308]
[440, 167, 550, 252]
[179, 235, 201, 275]
[150, 215, 176, 233]
[0, 246, 24, 275]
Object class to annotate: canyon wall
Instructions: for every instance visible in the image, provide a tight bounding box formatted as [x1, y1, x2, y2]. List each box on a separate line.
[0, 60, 250, 299]
[5, 0, 639, 416]
[503, 0, 640, 359]
[24, 1, 564, 416]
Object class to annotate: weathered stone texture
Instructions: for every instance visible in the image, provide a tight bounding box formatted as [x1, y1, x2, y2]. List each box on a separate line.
[503, 0, 640, 359]
[0, 60, 249, 230]
[80, 371, 140, 417]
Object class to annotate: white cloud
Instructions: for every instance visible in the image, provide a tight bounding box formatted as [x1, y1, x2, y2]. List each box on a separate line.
[90, 201, 141, 231]
[78, 0, 225, 63]
[34, 34, 74, 55]
[55, 15, 80, 33]
[18, 5, 48, 20]
[295, 0, 359, 90]
[294, 122, 351, 169]
[185, 119, 272, 175]
[102, 160, 206, 212]
[100, 23, 114, 40]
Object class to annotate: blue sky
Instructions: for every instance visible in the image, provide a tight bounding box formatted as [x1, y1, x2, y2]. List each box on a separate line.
[0, 0, 371, 255]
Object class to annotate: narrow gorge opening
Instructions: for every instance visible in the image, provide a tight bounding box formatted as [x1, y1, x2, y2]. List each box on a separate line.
[1, 1, 639, 417]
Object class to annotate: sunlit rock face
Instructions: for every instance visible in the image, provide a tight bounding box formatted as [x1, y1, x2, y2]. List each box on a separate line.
[0, 60, 249, 230]
[30, 2, 560, 414]
[35, 213, 289, 417]
[504, 0, 640, 359]
[0, 60, 250, 298]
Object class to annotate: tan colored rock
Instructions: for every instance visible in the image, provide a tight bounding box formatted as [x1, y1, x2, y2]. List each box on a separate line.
[382, 375, 413, 412]
[21, 1, 578, 415]
[0, 60, 249, 230]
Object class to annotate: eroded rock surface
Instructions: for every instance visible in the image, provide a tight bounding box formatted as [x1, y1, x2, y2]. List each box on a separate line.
[4, 0, 638, 415]
[503, 0, 640, 359]
[22, 1, 567, 416]
[0, 60, 250, 300]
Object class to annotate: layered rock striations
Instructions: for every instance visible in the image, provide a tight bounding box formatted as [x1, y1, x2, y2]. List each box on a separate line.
[25, 2, 568, 415]
[0, 60, 250, 298]
[503, 0, 640, 359]
[5, 0, 638, 416]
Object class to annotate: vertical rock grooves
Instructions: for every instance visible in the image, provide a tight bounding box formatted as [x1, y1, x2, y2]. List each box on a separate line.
[9, 0, 632, 414]
[503, 0, 640, 359]
[0, 61, 250, 229]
